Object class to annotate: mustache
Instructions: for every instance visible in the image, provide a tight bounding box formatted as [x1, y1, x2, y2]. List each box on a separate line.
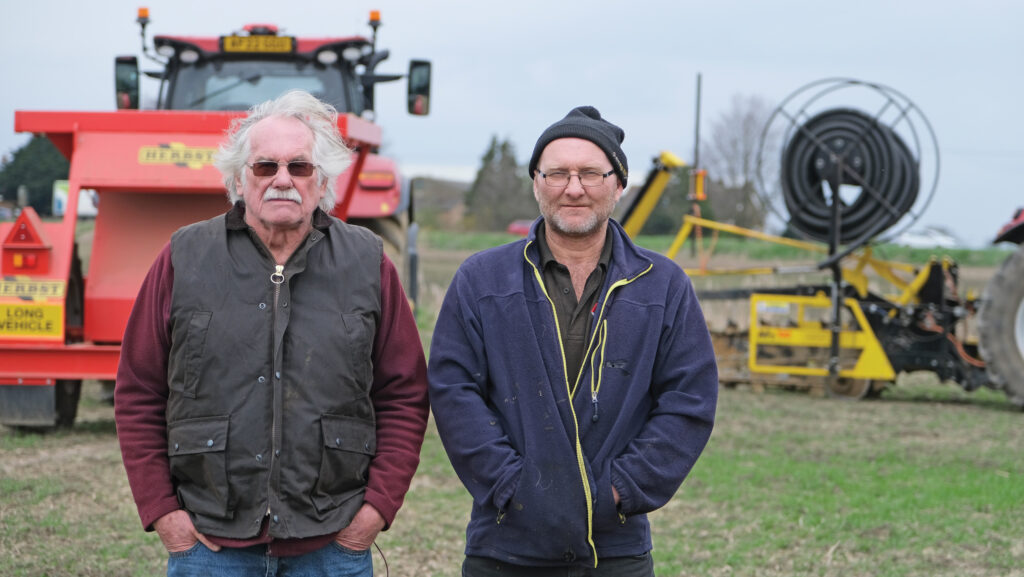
[263, 188, 303, 203]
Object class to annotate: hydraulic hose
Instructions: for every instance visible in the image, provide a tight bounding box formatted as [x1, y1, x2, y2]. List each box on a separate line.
[780, 108, 919, 245]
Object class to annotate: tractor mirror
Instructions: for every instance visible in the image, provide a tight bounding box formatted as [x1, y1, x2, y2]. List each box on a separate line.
[407, 60, 431, 116]
[115, 56, 140, 110]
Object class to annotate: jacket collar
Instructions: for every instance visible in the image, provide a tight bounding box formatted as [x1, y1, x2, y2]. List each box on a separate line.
[526, 217, 653, 281]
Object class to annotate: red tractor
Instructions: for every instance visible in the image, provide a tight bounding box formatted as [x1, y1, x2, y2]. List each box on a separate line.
[0, 9, 431, 427]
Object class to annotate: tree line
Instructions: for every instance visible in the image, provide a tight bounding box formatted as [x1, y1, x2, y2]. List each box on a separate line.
[0, 136, 69, 215]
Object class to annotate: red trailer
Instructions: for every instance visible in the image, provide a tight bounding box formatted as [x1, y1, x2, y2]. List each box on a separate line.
[0, 9, 431, 427]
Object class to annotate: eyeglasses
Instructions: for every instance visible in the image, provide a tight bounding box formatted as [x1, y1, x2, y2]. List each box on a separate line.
[539, 170, 615, 188]
[247, 161, 318, 178]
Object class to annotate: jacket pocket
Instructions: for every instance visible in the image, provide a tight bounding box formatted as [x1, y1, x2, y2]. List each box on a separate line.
[311, 414, 376, 514]
[339, 312, 375, 388]
[167, 415, 231, 519]
[182, 311, 213, 399]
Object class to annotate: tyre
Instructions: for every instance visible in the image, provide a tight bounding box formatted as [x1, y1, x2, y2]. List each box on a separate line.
[349, 213, 411, 292]
[978, 244, 1024, 407]
[826, 377, 872, 400]
[54, 380, 82, 428]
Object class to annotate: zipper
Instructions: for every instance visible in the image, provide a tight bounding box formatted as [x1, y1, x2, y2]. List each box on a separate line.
[584, 267, 650, 422]
[524, 241, 598, 566]
[524, 241, 654, 567]
[267, 264, 285, 523]
[589, 320, 607, 423]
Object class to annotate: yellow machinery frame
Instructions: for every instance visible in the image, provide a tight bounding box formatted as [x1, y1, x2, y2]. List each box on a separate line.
[666, 217, 960, 382]
[617, 155, 955, 384]
[748, 292, 895, 380]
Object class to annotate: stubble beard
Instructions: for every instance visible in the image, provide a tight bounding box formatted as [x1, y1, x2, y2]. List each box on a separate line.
[547, 211, 601, 238]
[542, 198, 616, 239]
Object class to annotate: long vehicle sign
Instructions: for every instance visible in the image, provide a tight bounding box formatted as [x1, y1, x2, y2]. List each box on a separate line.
[0, 302, 64, 340]
[0, 278, 66, 341]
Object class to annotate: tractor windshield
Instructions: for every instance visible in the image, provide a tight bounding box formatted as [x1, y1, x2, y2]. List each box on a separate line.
[165, 58, 363, 113]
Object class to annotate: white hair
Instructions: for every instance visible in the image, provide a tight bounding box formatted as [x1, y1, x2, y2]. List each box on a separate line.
[214, 90, 352, 212]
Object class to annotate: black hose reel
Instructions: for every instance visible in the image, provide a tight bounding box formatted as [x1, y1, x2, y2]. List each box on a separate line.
[757, 78, 939, 251]
[781, 108, 920, 245]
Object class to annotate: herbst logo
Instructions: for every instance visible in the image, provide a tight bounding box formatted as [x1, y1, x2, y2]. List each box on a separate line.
[0, 278, 66, 301]
[138, 143, 216, 170]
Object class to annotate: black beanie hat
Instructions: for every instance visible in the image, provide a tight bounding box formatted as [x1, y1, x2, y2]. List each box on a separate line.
[528, 106, 628, 186]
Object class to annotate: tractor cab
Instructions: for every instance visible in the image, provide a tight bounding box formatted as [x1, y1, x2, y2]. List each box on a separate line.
[115, 9, 431, 118]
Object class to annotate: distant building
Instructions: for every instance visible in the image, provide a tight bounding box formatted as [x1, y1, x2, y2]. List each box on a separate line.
[52, 180, 98, 218]
[894, 226, 961, 249]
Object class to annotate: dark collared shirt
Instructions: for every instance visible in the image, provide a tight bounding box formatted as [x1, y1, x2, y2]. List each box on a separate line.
[536, 224, 614, 385]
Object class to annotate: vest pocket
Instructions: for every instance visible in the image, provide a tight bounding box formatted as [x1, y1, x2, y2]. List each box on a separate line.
[311, 414, 376, 514]
[183, 311, 213, 399]
[167, 415, 231, 519]
[339, 312, 375, 386]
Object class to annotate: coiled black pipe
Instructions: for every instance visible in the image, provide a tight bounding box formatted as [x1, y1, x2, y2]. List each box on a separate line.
[780, 108, 919, 245]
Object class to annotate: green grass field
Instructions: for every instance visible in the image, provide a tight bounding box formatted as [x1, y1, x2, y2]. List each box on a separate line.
[2, 379, 1020, 577]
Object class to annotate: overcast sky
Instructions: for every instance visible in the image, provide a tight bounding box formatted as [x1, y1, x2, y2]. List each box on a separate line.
[2, 0, 1021, 246]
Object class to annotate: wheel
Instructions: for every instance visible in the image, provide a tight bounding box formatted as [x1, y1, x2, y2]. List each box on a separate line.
[54, 380, 82, 428]
[826, 377, 872, 400]
[349, 214, 411, 291]
[978, 244, 1024, 407]
[863, 380, 890, 399]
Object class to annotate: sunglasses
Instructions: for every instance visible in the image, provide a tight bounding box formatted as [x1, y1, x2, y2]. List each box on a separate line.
[247, 161, 318, 178]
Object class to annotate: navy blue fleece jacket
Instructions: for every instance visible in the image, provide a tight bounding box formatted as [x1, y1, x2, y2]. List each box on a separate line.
[427, 218, 718, 568]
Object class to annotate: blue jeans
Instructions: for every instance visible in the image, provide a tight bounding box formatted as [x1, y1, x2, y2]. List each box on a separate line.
[167, 542, 372, 577]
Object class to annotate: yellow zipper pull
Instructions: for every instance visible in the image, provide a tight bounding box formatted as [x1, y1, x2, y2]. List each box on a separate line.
[270, 264, 284, 285]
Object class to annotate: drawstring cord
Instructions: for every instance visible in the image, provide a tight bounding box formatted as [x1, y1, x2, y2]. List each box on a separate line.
[374, 541, 389, 577]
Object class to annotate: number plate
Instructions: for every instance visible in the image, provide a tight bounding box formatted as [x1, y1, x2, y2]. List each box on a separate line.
[221, 35, 294, 53]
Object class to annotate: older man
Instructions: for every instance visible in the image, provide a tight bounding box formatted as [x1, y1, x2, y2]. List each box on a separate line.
[115, 90, 428, 576]
[428, 106, 718, 576]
